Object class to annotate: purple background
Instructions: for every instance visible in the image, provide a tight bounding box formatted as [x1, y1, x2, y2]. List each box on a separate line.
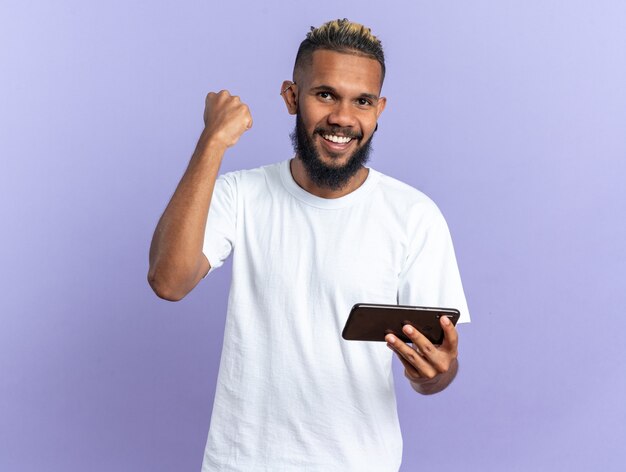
[2, 1, 625, 471]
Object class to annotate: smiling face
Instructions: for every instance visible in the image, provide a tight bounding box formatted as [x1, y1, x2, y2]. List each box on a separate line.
[283, 49, 386, 190]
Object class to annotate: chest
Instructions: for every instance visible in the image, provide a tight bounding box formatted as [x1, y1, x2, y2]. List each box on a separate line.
[235, 196, 408, 303]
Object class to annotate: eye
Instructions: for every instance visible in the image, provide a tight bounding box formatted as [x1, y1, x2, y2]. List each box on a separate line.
[317, 91, 334, 101]
[357, 98, 373, 107]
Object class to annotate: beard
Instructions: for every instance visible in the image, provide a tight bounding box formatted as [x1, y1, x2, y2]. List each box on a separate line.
[290, 111, 374, 190]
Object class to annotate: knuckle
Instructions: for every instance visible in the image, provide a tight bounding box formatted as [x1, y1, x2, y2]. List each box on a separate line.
[406, 351, 418, 364]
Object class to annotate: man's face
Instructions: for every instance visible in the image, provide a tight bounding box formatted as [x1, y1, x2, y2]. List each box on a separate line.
[287, 49, 386, 189]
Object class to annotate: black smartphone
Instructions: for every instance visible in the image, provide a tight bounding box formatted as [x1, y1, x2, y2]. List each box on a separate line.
[342, 303, 460, 344]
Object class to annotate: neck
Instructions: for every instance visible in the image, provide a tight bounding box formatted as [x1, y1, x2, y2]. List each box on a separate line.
[290, 157, 369, 199]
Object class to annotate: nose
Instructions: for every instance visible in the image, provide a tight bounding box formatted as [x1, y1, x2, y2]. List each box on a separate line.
[327, 100, 357, 128]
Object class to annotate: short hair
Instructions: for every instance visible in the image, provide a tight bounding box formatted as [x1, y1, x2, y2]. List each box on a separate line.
[293, 19, 386, 84]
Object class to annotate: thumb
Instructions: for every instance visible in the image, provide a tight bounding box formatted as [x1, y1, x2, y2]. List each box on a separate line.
[439, 315, 458, 351]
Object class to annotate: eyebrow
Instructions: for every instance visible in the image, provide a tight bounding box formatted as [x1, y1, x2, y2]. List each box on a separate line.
[310, 85, 380, 101]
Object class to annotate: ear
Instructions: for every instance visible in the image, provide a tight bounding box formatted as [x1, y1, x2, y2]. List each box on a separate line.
[375, 96, 387, 119]
[280, 80, 298, 115]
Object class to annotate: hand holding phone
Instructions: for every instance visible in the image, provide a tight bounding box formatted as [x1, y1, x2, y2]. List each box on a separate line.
[342, 303, 460, 345]
[343, 304, 461, 392]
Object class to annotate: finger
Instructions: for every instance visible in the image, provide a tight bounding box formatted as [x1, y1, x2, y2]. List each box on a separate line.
[401, 324, 438, 360]
[389, 346, 422, 381]
[244, 106, 253, 129]
[386, 334, 438, 379]
[401, 325, 455, 375]
[439, 316, 458, 353]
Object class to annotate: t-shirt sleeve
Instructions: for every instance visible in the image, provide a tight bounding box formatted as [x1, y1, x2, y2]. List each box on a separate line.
[397, 203, 470, 323]
[202, 172, 238, 275]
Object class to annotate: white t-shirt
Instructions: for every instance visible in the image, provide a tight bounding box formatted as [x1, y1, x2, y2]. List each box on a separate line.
[201, 159, 469, 472]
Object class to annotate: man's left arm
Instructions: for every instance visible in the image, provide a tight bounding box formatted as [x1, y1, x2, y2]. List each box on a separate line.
[385, 315, 459, 395]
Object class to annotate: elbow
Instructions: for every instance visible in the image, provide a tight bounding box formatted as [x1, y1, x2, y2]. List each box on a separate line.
[147, 268, 188, 302]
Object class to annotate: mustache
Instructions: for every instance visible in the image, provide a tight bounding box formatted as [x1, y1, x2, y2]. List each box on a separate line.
[313, 126, 363, 140]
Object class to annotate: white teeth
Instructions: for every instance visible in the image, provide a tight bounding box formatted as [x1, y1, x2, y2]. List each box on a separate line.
[323, 134, 352, 144]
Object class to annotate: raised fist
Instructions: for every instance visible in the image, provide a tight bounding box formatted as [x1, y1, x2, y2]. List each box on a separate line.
[202, 90, 253, 148]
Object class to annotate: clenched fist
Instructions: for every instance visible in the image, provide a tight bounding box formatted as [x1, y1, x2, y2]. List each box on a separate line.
[202, 90, 253, 148]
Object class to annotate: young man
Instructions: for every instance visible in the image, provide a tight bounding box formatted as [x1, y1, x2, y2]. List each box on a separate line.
[149, 19, 470, 471]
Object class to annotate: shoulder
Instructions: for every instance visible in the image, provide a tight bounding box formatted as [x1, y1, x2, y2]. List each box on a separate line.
[219, 162, 282, 186]
[372, 170, 444, 223]
[216, 160, 283, 193]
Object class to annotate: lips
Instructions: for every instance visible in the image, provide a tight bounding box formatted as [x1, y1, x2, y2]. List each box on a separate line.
[319, 134, 355, 154]
[316, 130, 361, 155]
[322, 134, 353, 144]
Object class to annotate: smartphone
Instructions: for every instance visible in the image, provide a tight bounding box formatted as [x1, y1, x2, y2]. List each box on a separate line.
[342, 303, 460, 344]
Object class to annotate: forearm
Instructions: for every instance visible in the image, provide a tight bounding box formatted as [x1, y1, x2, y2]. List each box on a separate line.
[409, 357, 459, 395]
[148, 132, 226, 300]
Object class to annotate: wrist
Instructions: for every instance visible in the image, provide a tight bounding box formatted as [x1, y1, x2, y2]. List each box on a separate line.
[193, 131, 229, 162]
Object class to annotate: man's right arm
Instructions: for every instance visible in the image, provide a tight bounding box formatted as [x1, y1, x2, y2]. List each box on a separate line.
[147, 91, 252, 301]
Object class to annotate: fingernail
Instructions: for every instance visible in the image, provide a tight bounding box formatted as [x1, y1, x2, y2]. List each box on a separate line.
[403, 325, 414, 334]
[386, 334, 396, 343]
[441, 316, 451, 326]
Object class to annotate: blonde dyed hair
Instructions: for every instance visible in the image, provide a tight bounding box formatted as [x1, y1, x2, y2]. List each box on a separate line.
[294, 18, 386, 83]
